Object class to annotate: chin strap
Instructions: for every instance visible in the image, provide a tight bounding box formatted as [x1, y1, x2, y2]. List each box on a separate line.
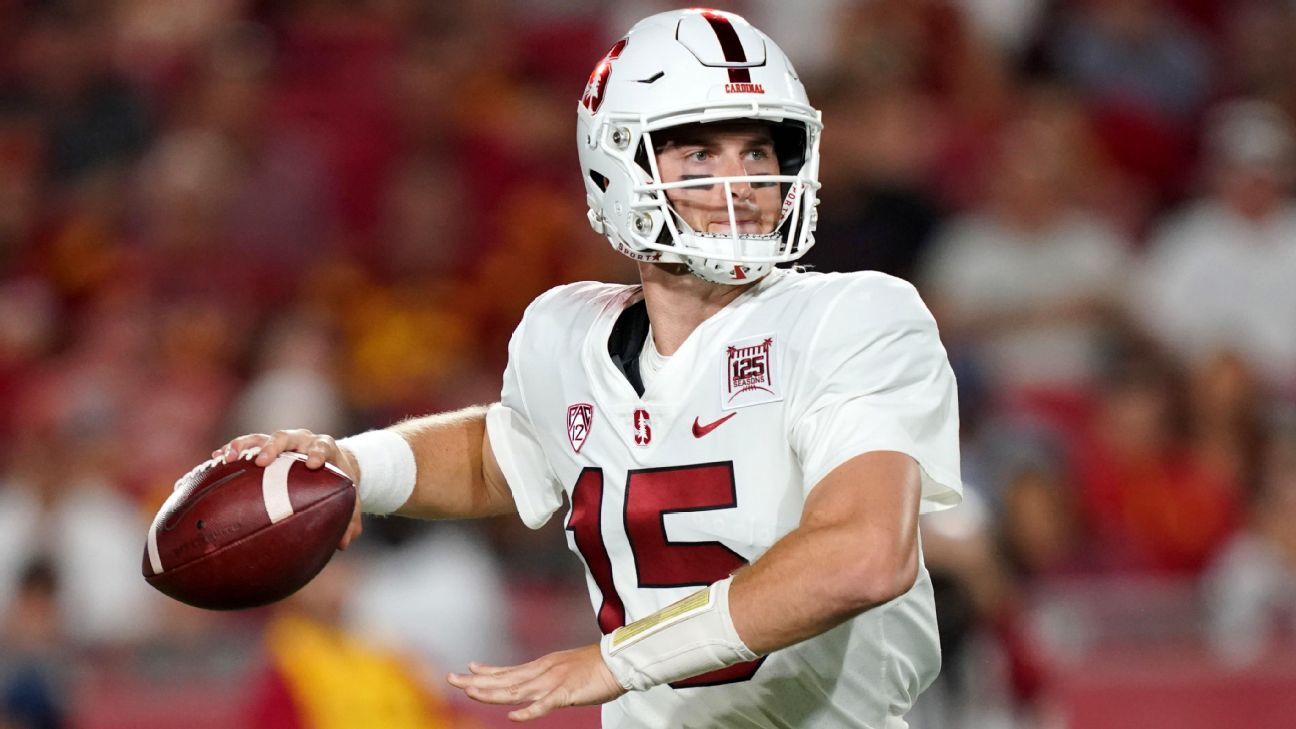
[686, 258, 773, 285]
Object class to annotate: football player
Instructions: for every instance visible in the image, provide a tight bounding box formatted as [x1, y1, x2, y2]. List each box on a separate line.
[218, 9, 961, 728]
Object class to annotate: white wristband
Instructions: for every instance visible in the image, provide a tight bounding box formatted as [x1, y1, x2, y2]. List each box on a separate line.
[599, 576, 758, 692]
[337, 429, 416, 515]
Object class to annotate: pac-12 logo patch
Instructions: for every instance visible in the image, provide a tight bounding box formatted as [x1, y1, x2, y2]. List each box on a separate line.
[567, 403, 594, 453]
[632, 408, 652, 446]
[722, 334, 782, 411]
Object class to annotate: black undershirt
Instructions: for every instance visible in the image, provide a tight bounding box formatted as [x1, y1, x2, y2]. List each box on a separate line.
[607, 298, 650, 397]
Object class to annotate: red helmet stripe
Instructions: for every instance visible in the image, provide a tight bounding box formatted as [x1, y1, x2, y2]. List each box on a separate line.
[700, 11, 752, 84]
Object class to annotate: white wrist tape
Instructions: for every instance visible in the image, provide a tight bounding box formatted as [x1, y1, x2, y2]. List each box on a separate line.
[599, 576, 758, 692]
[336, 429, 416, 515]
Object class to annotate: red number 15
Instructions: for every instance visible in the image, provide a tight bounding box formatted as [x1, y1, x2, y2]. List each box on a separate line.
[566, 462, 764, 688]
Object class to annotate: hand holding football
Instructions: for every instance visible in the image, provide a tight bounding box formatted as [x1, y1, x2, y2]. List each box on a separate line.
[142, 450, 355, 610]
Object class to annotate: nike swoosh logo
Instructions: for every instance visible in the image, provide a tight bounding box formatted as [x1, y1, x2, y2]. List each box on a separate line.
[692, 413, 736, 438]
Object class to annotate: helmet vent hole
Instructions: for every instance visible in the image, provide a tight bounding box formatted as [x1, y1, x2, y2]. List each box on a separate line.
[635, 71, 665, 84]
[589, 171, 610, 191]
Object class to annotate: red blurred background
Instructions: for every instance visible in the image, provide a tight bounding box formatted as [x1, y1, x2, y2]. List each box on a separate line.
[2, 1, 1296, 728]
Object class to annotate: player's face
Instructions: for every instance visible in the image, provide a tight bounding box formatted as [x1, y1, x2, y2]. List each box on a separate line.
[653, 122, 781, 235]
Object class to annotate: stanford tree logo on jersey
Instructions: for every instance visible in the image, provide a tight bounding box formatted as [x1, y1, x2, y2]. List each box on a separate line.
[632, 408, 652, 446]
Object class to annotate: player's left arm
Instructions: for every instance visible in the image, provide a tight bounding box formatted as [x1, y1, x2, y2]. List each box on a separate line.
[727, 449, 920, 652]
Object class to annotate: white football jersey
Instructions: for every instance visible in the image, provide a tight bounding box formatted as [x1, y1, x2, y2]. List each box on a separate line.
[486, 268, 961, 729]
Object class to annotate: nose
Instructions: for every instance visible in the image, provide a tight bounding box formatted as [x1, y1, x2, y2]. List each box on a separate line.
[719, 153, 755, 201]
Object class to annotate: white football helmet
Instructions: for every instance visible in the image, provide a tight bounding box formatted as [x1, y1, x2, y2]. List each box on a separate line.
[577, 8, 823, 284]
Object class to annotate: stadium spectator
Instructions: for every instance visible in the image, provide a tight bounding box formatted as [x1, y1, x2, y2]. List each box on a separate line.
[347, 523, 517, 673]
[133, 22, 337, 308]
[0, 95, 44, 266]
[808, 78, 945, 281]
[0, 558, 66, 729]
[1185, 352, 1266, 494]
[920, 89, 1131, 424]
[1049, 0, 1211, 201]
[1219, 1, 1296, 118]
[1131, 99, 1296, 397]
[7, 1, 152, 186]
[229, 310, 347, 439]
[0, 424, 163, 646]
[985, 432, 1083, 579]
[1050, 0, 1212, 123]
[1204, 415, 1296, 664]
[1071, 354, 1241, 574]
[248, 557, 459, 729]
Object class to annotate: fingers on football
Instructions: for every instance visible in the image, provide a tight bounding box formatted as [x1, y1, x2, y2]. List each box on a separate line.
[304, 434, 337, 469]
[255, 428, 317, 466]
[218, 433, 269, 463]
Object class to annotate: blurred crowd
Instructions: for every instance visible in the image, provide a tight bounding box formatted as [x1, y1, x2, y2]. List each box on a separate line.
[1, 0, 1295, 728]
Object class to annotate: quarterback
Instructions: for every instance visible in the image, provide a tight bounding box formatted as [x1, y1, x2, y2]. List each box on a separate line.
[219, 9, 961, 729]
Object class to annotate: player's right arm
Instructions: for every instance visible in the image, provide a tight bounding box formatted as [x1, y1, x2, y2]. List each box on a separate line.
[219, 285, 580, 546]
[216, 405, 516, 547]
[385, 406, 516, 520]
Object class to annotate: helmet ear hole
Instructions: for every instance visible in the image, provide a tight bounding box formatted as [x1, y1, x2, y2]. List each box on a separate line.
[632, 142, 653, 177]
[771, 121, 807, 176]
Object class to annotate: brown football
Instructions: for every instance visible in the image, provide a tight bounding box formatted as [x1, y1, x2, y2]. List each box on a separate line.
[143, 450, 355, 610]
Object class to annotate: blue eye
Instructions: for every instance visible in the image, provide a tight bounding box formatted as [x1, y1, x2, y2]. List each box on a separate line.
[688, 150, 709, 162]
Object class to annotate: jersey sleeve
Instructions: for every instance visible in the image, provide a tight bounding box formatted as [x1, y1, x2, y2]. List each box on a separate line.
[485, 299, 565, 530]
[788, 275, 962, 513]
